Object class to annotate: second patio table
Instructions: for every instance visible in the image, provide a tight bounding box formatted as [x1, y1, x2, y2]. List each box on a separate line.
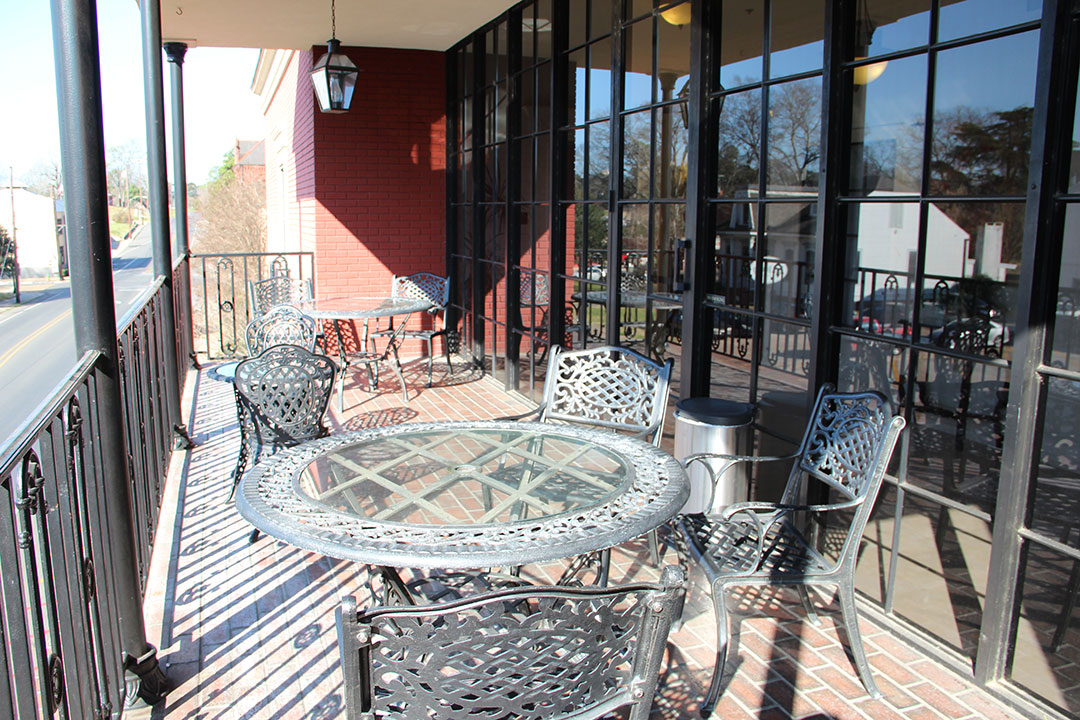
[296, 295, 432, 405]
[234, 420, 689, 570]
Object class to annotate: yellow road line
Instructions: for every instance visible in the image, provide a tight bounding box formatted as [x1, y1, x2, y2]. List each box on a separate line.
[0, 309, 72, 370]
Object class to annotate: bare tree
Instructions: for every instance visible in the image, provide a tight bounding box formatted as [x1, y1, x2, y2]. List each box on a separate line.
[191, 175, 266, 254]
[24, 159, 63, 198]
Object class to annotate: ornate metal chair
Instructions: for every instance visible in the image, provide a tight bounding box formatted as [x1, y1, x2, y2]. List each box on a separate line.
[244, 305, 318, 356]
[503, 344, 674, 581]
[369, 273, 454, 387]
[675, 384, 905, 715]
[231, 344, 336, 541]
[337, 566, 685, 720]
[519, 271, 551, 360]
[247, 275, 314, 318]
[510, 344, 672, 443]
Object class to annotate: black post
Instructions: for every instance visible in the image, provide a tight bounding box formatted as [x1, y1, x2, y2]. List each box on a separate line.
[164, 42, 195, 367]
[48, 0, 167, 706]
[140, 0, 186, 447]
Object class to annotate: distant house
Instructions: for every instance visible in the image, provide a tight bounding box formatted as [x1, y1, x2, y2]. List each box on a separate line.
[0, 186, 66, 280]
[234, 139, 265, 184]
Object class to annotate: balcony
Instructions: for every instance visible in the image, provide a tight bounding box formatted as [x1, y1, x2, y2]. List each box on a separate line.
[117, 353, 1017, 719]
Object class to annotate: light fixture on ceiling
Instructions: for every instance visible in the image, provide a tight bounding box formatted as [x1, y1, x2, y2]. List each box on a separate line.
[309, 0, 359, 113]
[660, 3, 691, 26]
[853, 0, 887, 85]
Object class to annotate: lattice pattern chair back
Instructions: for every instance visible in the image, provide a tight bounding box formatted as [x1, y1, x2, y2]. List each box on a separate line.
[520, 271, 550, 307]
[791, 388, 899, 559]
[244, 305, 318, 356]
[394, 272, 449, 307]
[248, 275, 314, 318]
[540, 345, 673, 443]
[338, 566, 685, 720]
[231, 345, 335, 494]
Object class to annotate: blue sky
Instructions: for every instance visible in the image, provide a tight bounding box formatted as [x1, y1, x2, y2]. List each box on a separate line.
[0, 0, 265, 186]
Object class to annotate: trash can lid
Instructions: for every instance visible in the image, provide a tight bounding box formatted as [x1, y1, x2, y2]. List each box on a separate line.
[675, 397, 754, 425]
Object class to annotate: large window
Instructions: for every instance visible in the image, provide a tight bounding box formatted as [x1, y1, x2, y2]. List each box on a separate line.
[447, 3, 1080, 714]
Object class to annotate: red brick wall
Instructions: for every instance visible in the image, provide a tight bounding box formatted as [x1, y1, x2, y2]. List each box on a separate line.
[309, 46, 447, 353]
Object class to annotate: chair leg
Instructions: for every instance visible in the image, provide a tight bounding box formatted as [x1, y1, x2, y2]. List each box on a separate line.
[798, 585, 821, 625]
[700, 582, 732, 717]
[836, 579, 882, 699]
[425, 337, 434, 387]
[648, 528, 661, 566]
[248, 528, 261, 543]
[444, 335, 454, 376]
[389, 358, 409, 403]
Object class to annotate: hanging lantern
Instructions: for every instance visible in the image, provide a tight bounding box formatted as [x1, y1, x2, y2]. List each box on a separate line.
[309, 0, 358, 113]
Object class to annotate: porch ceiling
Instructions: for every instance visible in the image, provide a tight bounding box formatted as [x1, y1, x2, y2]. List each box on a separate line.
[159, 0, 516, 51]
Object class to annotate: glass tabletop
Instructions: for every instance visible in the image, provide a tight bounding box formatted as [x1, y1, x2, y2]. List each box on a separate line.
[295, 426, 630, 525]
[235, 420, 689, 569]
[295, 295, 430, 319]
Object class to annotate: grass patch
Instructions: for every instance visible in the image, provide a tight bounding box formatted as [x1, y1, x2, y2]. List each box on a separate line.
[110, 221, 132, 239]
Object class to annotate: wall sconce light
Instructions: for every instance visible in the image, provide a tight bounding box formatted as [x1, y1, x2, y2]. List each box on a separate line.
[660, 3, 691, 26]
[310, 0, 358, 113]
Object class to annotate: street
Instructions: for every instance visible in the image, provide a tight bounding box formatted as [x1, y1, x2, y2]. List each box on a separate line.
[0, 224, 155, 448]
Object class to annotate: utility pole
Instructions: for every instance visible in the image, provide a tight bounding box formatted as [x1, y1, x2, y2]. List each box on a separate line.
[8, 167, 19, 303]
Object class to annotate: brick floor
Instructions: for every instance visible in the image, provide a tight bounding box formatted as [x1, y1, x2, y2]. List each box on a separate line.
[136, 355, 1026, 719]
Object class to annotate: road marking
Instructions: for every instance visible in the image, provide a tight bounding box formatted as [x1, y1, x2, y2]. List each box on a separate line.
[0, 308, 72, 370]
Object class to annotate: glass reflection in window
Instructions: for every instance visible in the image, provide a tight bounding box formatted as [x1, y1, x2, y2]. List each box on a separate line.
[766, 77, 821, 195]
[938, 0, 1040, 43]
[720, 0, 763, 88]
[624, 18, 653, 110]
[849, 54, 926, 196]
[930, 32, 1038, 197]
[717, 89, 762, 198]
[761, 202, 816, 320]
[769, 0, 823, 79]
[1053, 206, 1080, 372]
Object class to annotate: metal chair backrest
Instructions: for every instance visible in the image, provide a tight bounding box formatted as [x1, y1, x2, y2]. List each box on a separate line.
[520, 271, 550, 307]
[540, 345, 672, 444]
[785, 385, 906, 565]
[244, 305, 318, 356]
[392, 272, 449, 309]
[248, 275, 314, 318]
[233, 345, 335, 466]
[338, 566, 685, 720]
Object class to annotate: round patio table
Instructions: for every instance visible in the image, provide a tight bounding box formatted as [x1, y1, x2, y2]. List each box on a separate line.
[234, 420, 689, 570]
[295, 295, 432, 405]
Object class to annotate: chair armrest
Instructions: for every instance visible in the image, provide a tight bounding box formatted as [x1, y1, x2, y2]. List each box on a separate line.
[717, 496, 864, 522]
[495, 406, 544, 422]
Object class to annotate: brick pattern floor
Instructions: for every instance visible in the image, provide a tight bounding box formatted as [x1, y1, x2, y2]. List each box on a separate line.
[136, 356, 1025, 719]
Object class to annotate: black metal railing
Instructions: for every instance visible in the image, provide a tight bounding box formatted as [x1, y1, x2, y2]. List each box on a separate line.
[0, 277, 179, 717]
[173, 256, 194, 385]
[117, 278, 177, 588]
[189, 251, 315, 360]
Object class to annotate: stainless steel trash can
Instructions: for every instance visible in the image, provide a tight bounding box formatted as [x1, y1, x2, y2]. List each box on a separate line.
[673, 398, 754, 514]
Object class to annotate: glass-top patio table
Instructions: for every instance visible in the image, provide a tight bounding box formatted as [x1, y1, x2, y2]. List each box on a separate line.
[295, 295, 432, 405]
[234, 420, 689, 573]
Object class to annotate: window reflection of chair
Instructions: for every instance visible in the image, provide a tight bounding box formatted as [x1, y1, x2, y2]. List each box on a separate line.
[244, 305, 318, 356]
[502, 345, 674, 581]
[369, 273, 453, 387]
[917, 318, 1007, 519]
[231, 345, 335, 542]
[519, 271, 550, 359]
[675, 385, 905, 715]
[336, 566, 685, 720]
